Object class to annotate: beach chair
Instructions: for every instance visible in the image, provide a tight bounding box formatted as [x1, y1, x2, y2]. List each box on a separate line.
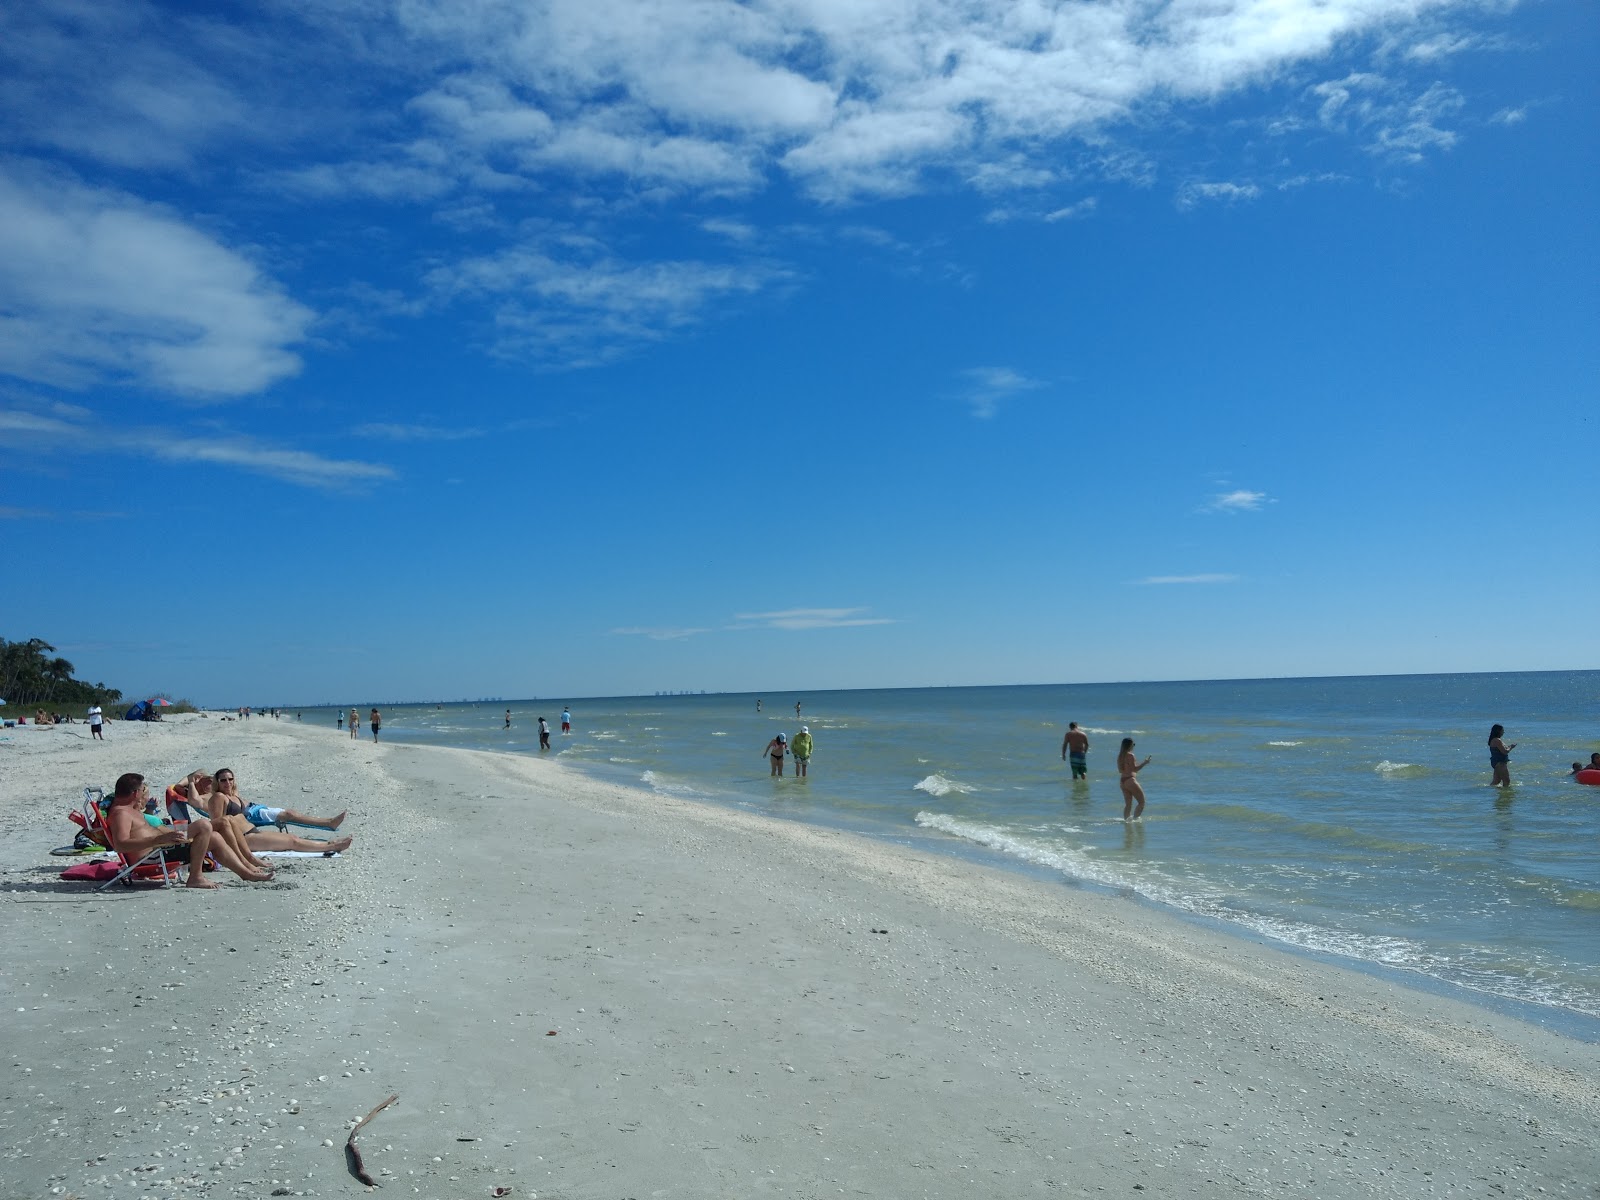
[80, 787, 180, 891]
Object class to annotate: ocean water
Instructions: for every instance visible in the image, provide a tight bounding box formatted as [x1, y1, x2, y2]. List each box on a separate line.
[330, 672, 1600, 1030]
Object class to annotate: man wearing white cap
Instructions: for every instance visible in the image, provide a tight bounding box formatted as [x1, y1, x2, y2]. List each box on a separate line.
[791, 725, 813, 778]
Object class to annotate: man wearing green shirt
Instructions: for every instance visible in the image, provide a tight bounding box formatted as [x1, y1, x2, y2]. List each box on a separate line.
[792, 725, 814, 778]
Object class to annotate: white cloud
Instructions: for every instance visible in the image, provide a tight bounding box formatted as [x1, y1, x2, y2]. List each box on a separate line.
[1205, 489, 1273, 512]
[1177, 180, 1263, 210]
[354, 423, 484, 441]
[428, 237, 786, 363]
[731, 607, 895, 631]
[0, 2, 254, 170]
[1139, 574, 1240, 585]
[1044, 198, 1099, 222]
[1310, 72, 1465, 162]
[0, 404, 393, 490]
[0, 164, 313, 398]
[960, 366, 1045, 419]
[609, 625, 717, 640]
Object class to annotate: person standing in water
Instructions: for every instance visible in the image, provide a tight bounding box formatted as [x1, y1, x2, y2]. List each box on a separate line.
[1117, 737, 1151, 821]
[764, 732, 788, 777]
[756, 698, 762, 713]
[338, 711, 343, 730]
[795, 701, 802, 718]
[1061, 722, 1089, 779]
[369, 708, 382, 742]
[538, 716, 551, 750]
[505, 709, 512, 729]
[791, 725, 813, 778]
[561, 707, 571, 734]
[1488, 724, 1516, 787]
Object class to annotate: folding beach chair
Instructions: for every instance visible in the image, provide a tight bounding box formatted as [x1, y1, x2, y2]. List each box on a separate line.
[80, 787, 181, 891]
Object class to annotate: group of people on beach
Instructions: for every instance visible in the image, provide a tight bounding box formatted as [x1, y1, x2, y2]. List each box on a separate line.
[1061, 722, 1151, 820]
[1057, 721, 1588, 809]
[337, 707, 382, 741]
[99, 767, 353, 889]
[1486, 725, 1598, 787]
[764, 725, 814, 777]
[505, 706, 571, 750]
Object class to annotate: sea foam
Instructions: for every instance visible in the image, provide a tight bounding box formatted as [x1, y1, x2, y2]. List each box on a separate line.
[914, 773, 975, 797]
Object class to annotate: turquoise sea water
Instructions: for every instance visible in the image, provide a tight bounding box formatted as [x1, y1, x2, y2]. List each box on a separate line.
[328, 672, 1600, 1029]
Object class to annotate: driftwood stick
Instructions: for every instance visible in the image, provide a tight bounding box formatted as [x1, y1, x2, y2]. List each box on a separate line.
[345, 1093, 399, 1188]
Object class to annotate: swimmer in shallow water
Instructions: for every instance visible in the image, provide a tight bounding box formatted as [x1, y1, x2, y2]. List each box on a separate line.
[1117, 737, 1151, 821]
[1488, 724, 1515, 788]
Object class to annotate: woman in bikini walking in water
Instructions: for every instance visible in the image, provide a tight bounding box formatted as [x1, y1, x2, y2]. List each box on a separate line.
[1118, 737, 1152, 821]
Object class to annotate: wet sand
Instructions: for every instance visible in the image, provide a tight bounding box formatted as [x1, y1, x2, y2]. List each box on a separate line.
[2, 714, 1595, 1198]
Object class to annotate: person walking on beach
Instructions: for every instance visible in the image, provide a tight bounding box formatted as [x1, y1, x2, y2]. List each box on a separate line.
[1061, 722, 1089, 779]
[1118, 737, 1151, 821]
[88, 704, 104, 740]
[765, 732, 788, 777]
[561, 707, 571, 734]
[791, 726, 813, 778]
[348, 708, 360, 739]
[538, 716, 551, 750]
[370, 708, 382, 742]
[338, 711, 343, 730]
[1488, 724, 1516, 787]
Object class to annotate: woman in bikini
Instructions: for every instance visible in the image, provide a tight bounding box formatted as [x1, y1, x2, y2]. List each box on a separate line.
[1117, 737, 1152, 821]
[764, 733, 788, 777]
[185, 770, 353, 855]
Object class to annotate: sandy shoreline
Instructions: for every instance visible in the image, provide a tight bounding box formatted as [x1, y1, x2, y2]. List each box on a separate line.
[2, 715, 1596, 1198]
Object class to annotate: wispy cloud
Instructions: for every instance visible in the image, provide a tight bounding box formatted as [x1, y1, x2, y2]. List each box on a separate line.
[427, 237, 787, 365]
[1204, 489, 1274, 513]
[1139, 574, 1239, 585]
[0, 0, 1514, 385]
[613, 606, 896, 638]
[1177, 181, 1262, 210]
[1310, 74, 1465, 163]
[354, 423, 484, 441]
[960, 367, 1045, 419]
[609, 626, 715, 641]
[730, 607, 895, 631]
[0, 404, 393, 491]
[0, 163, 313, 398]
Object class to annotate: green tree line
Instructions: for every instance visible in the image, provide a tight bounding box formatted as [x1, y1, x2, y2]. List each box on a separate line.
[0, 637, 124, 709]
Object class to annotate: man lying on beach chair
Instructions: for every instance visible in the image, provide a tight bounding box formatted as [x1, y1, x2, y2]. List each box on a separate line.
[105, 773, 272, 889]
[168, 771, 352, 861]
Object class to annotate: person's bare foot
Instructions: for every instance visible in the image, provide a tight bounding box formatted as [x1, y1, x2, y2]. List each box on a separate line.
[184, 875, 220, 890]
[325, 836, 353, 854]
[329, 811, 348, 830]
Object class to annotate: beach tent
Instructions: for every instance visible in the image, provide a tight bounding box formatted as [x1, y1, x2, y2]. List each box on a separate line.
[124, 700, 150, 720]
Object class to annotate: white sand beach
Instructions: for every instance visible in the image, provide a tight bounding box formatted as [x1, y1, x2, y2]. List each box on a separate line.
[2, 715, 1595, 1199]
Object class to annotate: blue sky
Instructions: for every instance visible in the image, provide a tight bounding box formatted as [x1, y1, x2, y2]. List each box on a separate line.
[1, 0, 1595, 707]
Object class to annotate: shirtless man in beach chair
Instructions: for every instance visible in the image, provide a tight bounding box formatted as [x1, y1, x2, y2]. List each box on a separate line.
[106, 773, 270, 888]
[170, 771, 352, 859]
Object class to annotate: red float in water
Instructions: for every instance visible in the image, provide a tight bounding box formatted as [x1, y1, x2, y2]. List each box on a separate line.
[1575, 769, 1600, 786]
